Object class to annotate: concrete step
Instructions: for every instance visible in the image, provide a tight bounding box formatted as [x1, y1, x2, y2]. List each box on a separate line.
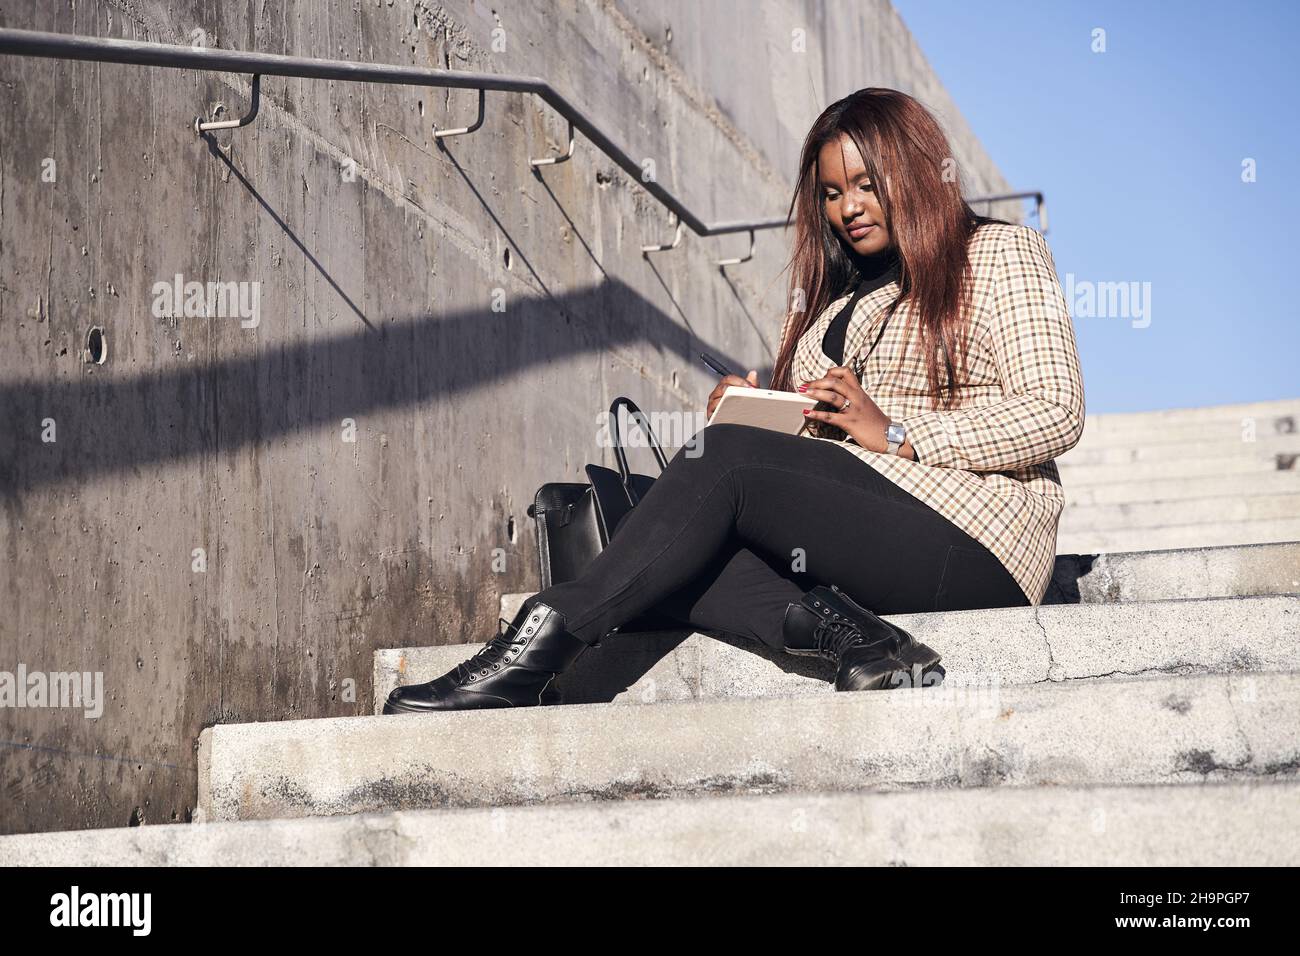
[1046, 541, 1300, 603]
[6, 780, 1296, 866]
[199, 670, 1300, 823]
[1058, 455, 1296, 486]
[1057, 518, 1300, 555]
[489, 543, 1300, 624]
[375, 593, 1298, 711]
[1059, 492, 1300, 532]
[1065, 471, 1299, 506]
[1071, 398, 1298, 448]
[1059, 432, 1298, 467]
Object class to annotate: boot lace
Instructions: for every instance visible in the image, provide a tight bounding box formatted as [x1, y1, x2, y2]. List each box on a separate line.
[454, 617, 526, 682]
[813, 614, 865, 663]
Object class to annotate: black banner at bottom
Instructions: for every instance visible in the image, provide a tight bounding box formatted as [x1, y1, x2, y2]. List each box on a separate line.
[0, 866, 1285, 942]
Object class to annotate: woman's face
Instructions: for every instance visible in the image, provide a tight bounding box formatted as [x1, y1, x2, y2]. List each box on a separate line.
[817, 132, 892, 257]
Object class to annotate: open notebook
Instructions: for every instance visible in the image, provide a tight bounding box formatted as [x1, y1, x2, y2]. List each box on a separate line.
[707, 386, 819, 435]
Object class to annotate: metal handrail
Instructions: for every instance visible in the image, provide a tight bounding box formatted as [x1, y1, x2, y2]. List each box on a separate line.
[0, 28, 780, 241]
[971, 190, 1048, 234]
[0, 27, 1046, 255]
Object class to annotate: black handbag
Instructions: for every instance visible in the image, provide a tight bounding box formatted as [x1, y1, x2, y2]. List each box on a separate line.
[526, 396, 677, 632]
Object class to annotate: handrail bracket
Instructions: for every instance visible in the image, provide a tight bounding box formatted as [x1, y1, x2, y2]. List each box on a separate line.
[529, 118, 575, 168]
[195, 73, 261, 136]
[642, 219, 684, 256]
[433, 88, 486, 140]
[715, 229, 755, 266]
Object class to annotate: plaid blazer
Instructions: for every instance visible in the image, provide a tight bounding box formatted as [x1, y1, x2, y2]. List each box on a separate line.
[789, 222, 1086, 605]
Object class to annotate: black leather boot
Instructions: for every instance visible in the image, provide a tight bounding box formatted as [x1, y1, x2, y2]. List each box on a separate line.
[781, 584, 940, 692]
[382, 599, 594, 713]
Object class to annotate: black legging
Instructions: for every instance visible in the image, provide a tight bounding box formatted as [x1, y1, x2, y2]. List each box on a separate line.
[536, 422, 1028, 649]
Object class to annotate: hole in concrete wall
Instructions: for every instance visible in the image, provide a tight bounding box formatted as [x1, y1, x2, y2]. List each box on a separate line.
[417, 99, 424, 117]
[503, 246, 512, 271]
[671, 370, 679, 389]
[85, 326, 106, 364]
[507, 515, 517, 544]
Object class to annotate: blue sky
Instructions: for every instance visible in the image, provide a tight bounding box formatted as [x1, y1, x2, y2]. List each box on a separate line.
[892, 0, 1298, 414]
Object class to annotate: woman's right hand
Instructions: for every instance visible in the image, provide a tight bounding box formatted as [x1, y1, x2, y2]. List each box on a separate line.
[707, 370, 759, 418]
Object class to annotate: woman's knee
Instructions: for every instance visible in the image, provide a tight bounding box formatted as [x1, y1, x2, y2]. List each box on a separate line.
[685, 422, 775, 464]
[664, 423, 802, 494]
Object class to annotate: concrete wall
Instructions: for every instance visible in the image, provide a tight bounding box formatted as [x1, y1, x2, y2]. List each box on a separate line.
[0, 0, 1013, 834]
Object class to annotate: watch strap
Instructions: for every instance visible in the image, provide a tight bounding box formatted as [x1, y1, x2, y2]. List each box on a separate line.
[885, 422, 906, 455]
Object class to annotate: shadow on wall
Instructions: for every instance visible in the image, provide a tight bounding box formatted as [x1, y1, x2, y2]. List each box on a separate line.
[1, 102, 788, 499]
[0, 281, 778, 499]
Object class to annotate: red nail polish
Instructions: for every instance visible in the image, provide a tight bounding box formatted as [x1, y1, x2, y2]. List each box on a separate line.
[802, 409, 810, 415]
[797, 385, 807, 392]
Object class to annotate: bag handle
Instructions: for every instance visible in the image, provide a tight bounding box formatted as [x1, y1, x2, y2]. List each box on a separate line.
[608, 396, 669, 479]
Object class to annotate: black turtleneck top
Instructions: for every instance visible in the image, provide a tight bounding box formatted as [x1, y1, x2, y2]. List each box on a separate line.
[821, 253, 901, 363]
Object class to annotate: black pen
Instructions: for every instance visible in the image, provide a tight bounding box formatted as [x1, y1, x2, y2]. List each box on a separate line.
[699, 352, 736, 378]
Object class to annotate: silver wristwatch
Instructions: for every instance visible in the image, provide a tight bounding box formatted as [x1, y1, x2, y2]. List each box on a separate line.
[885, 422, 907, 456]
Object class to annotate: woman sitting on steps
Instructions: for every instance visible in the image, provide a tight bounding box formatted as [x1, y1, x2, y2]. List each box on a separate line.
[384, 87, 1086, 714]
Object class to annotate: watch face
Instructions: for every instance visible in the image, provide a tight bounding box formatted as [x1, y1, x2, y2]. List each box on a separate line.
[886, 423, 906, 444]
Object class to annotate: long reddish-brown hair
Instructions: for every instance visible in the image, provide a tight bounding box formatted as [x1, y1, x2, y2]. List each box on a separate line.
[771, 88, 1004, 409]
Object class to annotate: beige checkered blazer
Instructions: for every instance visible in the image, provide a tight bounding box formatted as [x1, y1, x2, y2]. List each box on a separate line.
[790, 222, 1086, 604]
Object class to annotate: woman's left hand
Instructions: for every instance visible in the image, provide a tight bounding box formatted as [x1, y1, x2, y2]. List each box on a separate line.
[799, 366, 894, 454]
